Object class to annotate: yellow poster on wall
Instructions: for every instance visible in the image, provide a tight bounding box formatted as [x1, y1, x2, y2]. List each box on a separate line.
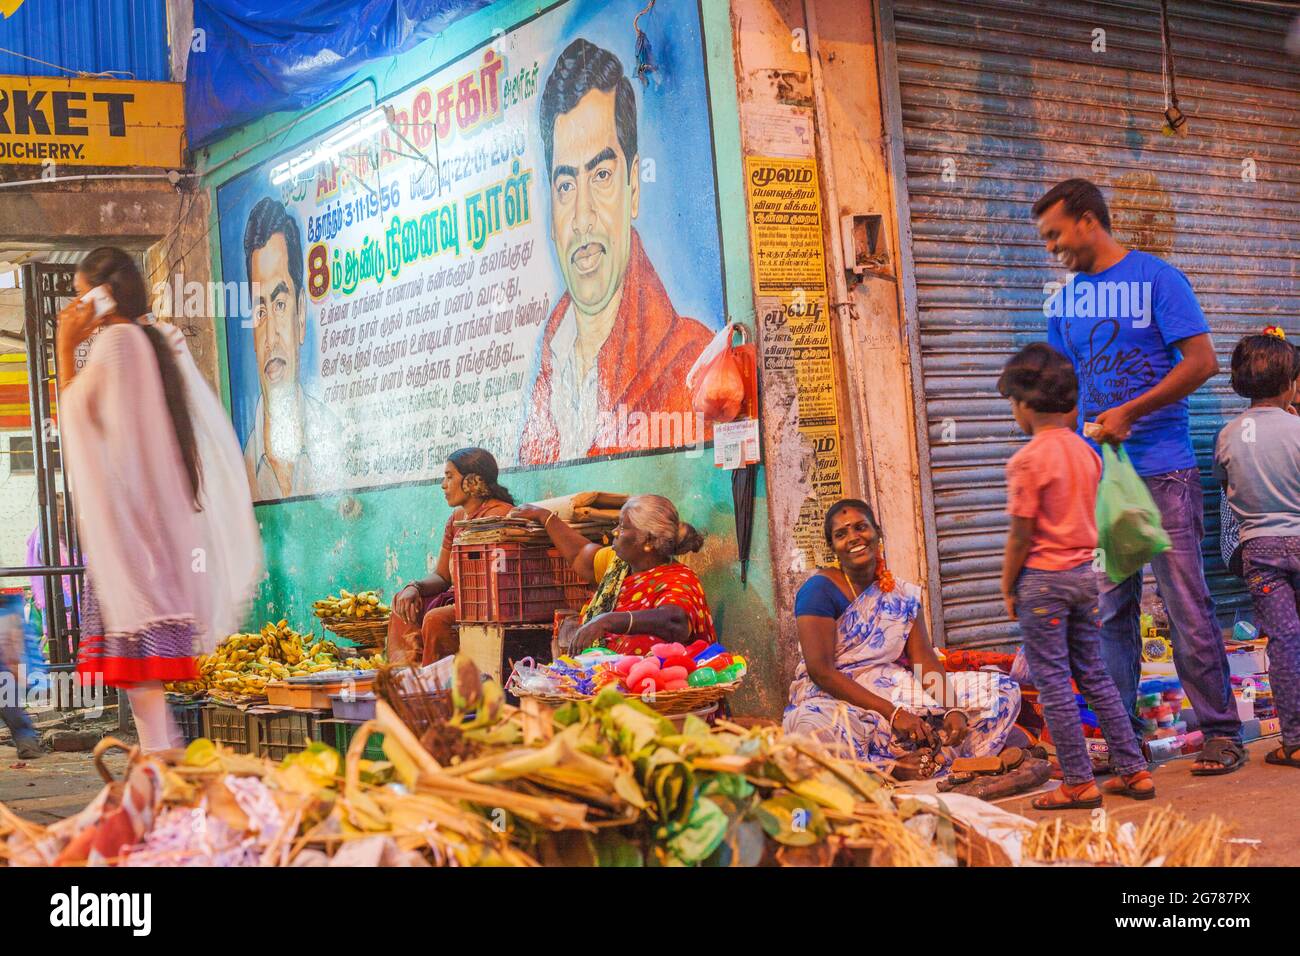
[0, 76, 184, 167]
[744, 156, 843, 569]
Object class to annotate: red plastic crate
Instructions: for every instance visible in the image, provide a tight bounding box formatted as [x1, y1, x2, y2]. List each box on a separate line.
[452, 543, 591, 623]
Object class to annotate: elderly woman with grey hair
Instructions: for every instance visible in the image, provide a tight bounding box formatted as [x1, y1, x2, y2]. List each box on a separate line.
[511, 494, 717, 655]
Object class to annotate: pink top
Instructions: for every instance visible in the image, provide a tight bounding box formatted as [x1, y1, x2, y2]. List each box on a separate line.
[1006, 427, 1101, 571]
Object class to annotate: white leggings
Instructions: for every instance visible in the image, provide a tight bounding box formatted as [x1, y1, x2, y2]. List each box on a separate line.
[125, 681, 182, 752]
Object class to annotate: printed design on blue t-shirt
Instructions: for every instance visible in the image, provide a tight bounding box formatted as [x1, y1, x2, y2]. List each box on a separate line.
[1074, 318, 1162, 413]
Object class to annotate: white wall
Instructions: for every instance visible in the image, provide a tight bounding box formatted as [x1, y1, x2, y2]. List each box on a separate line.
[0, 428, 43, 569]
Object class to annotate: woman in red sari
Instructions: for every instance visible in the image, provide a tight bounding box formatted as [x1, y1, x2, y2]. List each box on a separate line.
[512, 494, 715, 654]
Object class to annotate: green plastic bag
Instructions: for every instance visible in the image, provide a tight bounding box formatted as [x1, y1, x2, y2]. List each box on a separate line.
[1095, 443, 1171, 583]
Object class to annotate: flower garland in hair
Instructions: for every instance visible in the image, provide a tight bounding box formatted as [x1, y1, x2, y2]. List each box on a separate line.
[1263, 325, 1286, 341]
[876, 543, 896, 593]
[461, 473, 490, 499]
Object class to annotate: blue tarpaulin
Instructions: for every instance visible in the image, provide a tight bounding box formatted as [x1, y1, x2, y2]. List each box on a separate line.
[187, 0, 492, 149]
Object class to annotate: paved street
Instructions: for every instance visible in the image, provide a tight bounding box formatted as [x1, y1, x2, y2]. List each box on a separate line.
[1002, 737, 1296, 867]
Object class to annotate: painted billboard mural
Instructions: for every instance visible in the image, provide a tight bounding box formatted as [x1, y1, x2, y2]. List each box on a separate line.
[216, 0, 724, 503]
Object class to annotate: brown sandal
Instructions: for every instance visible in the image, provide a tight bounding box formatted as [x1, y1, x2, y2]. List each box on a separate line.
[1032, 780, 1102, 811]
[1101, 768, 1156, 800]
[1265, 743, 1300, 768]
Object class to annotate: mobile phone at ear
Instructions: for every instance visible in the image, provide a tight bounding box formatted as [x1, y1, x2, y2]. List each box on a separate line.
[82, 285, 116, 319]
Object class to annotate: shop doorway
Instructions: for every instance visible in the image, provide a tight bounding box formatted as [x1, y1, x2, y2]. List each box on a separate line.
[879, 0, 1300, 648]
[0, 257, 84, 698]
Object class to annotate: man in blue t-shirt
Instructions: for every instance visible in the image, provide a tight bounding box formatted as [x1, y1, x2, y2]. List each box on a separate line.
[1032, 178, 1244, 775]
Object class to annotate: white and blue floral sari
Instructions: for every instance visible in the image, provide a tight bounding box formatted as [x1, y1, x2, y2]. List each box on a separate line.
[783, 578, 1021, 773]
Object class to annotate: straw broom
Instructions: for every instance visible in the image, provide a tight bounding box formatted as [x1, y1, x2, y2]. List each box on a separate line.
[1022, 806, 1252, 866]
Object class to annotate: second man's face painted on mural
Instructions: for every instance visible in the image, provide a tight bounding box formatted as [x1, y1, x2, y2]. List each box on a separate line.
[549, 87, 640, 318]
[250, 232, 306, 402]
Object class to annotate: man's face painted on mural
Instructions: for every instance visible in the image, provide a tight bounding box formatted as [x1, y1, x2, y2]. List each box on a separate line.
[250, 233, 306, 401]
[550, 87, 640, 316]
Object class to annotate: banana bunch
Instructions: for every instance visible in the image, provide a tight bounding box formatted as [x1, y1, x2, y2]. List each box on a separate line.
[166, 623, 387, 698]
[313, 589, 390, 621]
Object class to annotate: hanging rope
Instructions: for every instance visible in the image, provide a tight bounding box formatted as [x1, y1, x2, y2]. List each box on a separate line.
[1159, 0, 1188, 135]
[0, 44, 132, 80]
[633, 0, 656, 86]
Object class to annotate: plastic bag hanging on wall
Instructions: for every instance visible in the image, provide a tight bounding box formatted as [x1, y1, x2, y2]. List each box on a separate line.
[685, 323, 757, 424]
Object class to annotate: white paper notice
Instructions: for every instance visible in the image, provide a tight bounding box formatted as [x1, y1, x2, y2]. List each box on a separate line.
[741, 103, 815, 159]
[714, 418, 761, 470]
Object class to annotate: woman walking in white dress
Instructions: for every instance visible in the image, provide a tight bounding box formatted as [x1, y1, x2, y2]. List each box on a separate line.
[56, 247, 261, 752]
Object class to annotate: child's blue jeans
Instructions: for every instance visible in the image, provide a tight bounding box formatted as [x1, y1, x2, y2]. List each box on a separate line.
[1016, 562, 1147, 785]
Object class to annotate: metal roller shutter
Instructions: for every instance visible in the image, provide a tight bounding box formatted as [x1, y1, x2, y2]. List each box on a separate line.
[882, 0, 1300, 646]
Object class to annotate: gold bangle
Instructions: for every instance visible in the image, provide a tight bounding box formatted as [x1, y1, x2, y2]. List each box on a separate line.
[544, 512, 558, 530]
[625, 612, 635, 634]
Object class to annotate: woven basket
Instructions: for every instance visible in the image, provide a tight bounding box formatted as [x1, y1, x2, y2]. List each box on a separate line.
[321, 615, 389, 649]
[508, 678, 741, 716]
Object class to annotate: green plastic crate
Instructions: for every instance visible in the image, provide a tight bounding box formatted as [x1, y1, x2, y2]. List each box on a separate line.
[321, 718, 386, 761]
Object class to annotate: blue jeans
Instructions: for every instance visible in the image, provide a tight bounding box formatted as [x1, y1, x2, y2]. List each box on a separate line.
[1098, 467, 1241, 742]
[1241, 537, 1300, 749]
[0, 705, 37, 745]
[1016, 562, 1147, 784]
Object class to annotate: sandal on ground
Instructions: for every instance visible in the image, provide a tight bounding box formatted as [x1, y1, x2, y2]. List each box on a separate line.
[1265, 743, 1300, 768]
[1191, 737, 1249, 777]
[1101, 768, 1155, 800]
[1032, 780, 1102, 811]
[999, 746, 1026, 772]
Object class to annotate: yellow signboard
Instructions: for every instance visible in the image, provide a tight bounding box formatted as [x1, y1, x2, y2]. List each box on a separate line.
[744, 156, 844, 569]
[0, 76, 184, 167]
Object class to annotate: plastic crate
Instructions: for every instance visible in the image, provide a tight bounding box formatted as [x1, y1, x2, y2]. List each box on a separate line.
[201, 704, 253, 754]
[452, 543, 590, 623]
[251, 708, 326, 762]
[172, 701, 206, 746]
[330, 692, 376, 722]
[321, 718, 387, 761]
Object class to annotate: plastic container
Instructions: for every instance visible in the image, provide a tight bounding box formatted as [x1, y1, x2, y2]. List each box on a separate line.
[201, 704, 254, 754]
[319, 718, 386, 761]
[1147, 736, 1183, 761]
[172, 701, 206, 746]
[1235, 695, 1255, 723]
[330, 692, 376, 722]
[267, 673, 374, 710]
[251, 708, 325, 762]
[1232, 620, 1259, 642]
[1228, 647, 1269, 677]
[667, 703, 718, 732]
[452, 543, 591, 623]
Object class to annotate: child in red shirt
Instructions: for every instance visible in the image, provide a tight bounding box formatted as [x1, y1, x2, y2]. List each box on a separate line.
[999, 343, 1152, 808]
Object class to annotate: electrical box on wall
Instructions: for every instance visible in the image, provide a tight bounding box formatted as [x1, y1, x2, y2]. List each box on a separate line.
[840, 214, 890, 285]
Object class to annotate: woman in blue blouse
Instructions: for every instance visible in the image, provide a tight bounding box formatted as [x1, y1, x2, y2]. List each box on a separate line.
[784, 499, 1021, 779]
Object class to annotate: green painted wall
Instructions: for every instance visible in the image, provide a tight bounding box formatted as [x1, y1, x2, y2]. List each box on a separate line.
[197, 0, 780, 716]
